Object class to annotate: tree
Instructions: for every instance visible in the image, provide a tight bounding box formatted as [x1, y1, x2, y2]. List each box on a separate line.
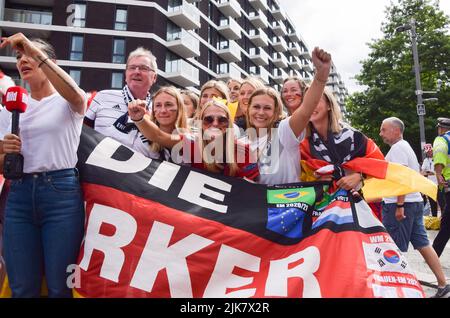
[346, 0, 449, 156]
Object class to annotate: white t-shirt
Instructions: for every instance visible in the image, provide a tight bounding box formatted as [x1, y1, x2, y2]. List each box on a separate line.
[383, 139, 423, 203]
[86, 89, 159, 159]
[0, 93, 84, 173]
[421, 157, 438, 184]
[244, 117, 304, 185]
[0, 105, 11, 137]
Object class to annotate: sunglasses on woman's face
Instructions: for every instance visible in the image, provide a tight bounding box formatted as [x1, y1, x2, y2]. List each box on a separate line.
[202, 115, 229, 126]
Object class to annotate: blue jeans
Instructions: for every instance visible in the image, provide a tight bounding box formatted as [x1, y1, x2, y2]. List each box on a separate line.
[382, 201, 429, 252]
[3, 169, 84, 298]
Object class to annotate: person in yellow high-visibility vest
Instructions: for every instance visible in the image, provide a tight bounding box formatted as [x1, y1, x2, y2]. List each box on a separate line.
[432, 117, 450, 261]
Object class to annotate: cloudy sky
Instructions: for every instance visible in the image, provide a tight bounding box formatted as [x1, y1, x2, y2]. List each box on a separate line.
[278, 0, 450, 94]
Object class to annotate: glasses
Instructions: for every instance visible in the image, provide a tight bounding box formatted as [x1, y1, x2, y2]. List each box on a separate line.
[202, 115, 229, 127]
[126, 64, 154, 72]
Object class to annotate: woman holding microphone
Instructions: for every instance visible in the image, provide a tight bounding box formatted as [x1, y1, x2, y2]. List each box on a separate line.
[0, 33, 86, 298]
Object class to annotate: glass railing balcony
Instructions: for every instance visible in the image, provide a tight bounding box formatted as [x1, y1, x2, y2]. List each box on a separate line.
[166, 29, 200, 58]
[249, 0, 268, 11]
[217, 0, 241, 18]
[217, 40, 241, 62]
[218, 17, 241, 40]
[3, 8, 52, 25]
[248, 9, 268, 29]
[272, 21, 287, 36]
[167, 0, 200, 30]
[165, 58, 199, 87]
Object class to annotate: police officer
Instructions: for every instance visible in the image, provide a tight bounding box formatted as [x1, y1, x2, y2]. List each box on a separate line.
[432, 117, 450, 259]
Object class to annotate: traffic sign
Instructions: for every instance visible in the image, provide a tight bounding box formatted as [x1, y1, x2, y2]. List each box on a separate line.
[417, 103, 426, 116]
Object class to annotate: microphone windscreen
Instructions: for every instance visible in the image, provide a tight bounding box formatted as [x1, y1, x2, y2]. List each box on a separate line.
[3, 86, 28, 113]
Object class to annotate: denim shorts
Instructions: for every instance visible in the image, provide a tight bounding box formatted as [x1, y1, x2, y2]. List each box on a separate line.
[381, 202, 429, 252]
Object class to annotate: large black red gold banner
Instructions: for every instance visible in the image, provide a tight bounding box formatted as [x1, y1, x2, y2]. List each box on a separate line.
[74, 127, 424, 298]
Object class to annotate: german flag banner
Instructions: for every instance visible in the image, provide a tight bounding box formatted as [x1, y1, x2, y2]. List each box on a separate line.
[73, 127, 425, 298]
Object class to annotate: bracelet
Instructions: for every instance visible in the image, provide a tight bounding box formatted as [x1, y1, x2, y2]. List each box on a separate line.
[38, 57, 49, 68]
[314, 76, 328, 85]
[132, 117, 144, 124]
[396, 203, 404, 208]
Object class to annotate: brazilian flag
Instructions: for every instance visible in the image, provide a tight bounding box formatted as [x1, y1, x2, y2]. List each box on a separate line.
[267, 187, 316, 205]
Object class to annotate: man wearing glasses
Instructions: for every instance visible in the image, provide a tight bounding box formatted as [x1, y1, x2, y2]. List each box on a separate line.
[84, 47, 159, 158]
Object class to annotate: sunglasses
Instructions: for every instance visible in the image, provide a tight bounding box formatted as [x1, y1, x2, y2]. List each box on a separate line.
[202, 115, 229, 126]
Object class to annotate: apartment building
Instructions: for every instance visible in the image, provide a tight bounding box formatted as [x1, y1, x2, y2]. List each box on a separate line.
[0, 0, 347, 111]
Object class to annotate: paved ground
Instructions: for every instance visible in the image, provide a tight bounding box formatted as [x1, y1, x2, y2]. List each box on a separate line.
[404, 230, 450, 297]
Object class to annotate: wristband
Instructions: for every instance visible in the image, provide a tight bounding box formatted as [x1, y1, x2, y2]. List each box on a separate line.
[396, 203, 404, 208]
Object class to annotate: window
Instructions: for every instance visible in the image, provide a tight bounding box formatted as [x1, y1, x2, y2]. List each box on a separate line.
[72, 2, 86, 27]
[111, 72, 123, 89]
[112, 38, 125, 64]
[69, 69, 81, 85]
[114, 7, 127, 30]
[70, 35, 84, 61]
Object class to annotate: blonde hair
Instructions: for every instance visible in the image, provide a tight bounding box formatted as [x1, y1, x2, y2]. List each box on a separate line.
[150, 86, 188, 153]
[194, 80, 230, 120]
[306, 87, 343, 137]
[199, 99, 239, 177]
[246, 87, 283, 135]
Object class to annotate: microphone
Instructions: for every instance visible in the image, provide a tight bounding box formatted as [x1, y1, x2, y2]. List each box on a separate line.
[2, 86, 28, 179]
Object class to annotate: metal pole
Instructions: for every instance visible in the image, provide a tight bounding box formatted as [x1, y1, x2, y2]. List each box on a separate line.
[409, 18, 426, 161]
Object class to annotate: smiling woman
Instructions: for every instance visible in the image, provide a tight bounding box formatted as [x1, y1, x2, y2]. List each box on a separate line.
[242, 47, 332, 185]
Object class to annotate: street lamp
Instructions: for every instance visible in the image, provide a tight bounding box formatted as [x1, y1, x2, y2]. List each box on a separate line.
[395, 18, 427, 161]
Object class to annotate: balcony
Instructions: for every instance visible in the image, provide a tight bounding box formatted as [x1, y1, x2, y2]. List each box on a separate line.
[272, 53, 288, 69]
[248, 29, 269, 47]
[248, 10, 269, 29]
[217, 17, 241, 40]
[216, 63, 241, 81]
[289, 57, 301, 70]
[3, 8, 52, 25]
[167, 1, 201, 30]
[273, 68, 288, 84]
[272, 21, 287, 37]
[217, 40, 241, 63]
[166, 30, 200, 59]
[249, 48, 269, 66]
[270, 7, 286, 21]
[217, 0, 241, 19]
[165, 59, 199, 87]
[288, 31, 301, 43]
[288, 42, 301, 56]
[249, 0, 268, 11]
[300, 49, 312, 59]
[302, 61, 313, 72]
[259, 66, 270, 84]
[271, 36, 288, 52]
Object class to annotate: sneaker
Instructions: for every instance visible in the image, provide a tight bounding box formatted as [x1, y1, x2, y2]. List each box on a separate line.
[431, 284, 450, 298]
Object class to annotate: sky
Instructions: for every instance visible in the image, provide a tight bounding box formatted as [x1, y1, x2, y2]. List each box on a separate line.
[278, 0, 450, 94]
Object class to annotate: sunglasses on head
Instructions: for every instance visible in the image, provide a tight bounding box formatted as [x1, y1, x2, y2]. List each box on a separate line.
[202, 115, 229, 126]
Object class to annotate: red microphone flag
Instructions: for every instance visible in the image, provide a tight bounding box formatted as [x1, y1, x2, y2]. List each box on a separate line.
[3, 86, 28, 113]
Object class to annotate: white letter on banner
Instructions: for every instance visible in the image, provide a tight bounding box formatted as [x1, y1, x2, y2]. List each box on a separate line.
[178, 171, 231, 213]
[203, 245, 260, 298]
[265, 246, 321, 297]
[85, 137, 152, 173]
[148, 161, 180, 191]
[79, 204, 137, 283]
[130, 221, 213, 297]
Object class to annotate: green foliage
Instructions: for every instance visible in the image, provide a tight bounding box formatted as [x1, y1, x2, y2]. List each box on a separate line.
[346, 0, 450, 156]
